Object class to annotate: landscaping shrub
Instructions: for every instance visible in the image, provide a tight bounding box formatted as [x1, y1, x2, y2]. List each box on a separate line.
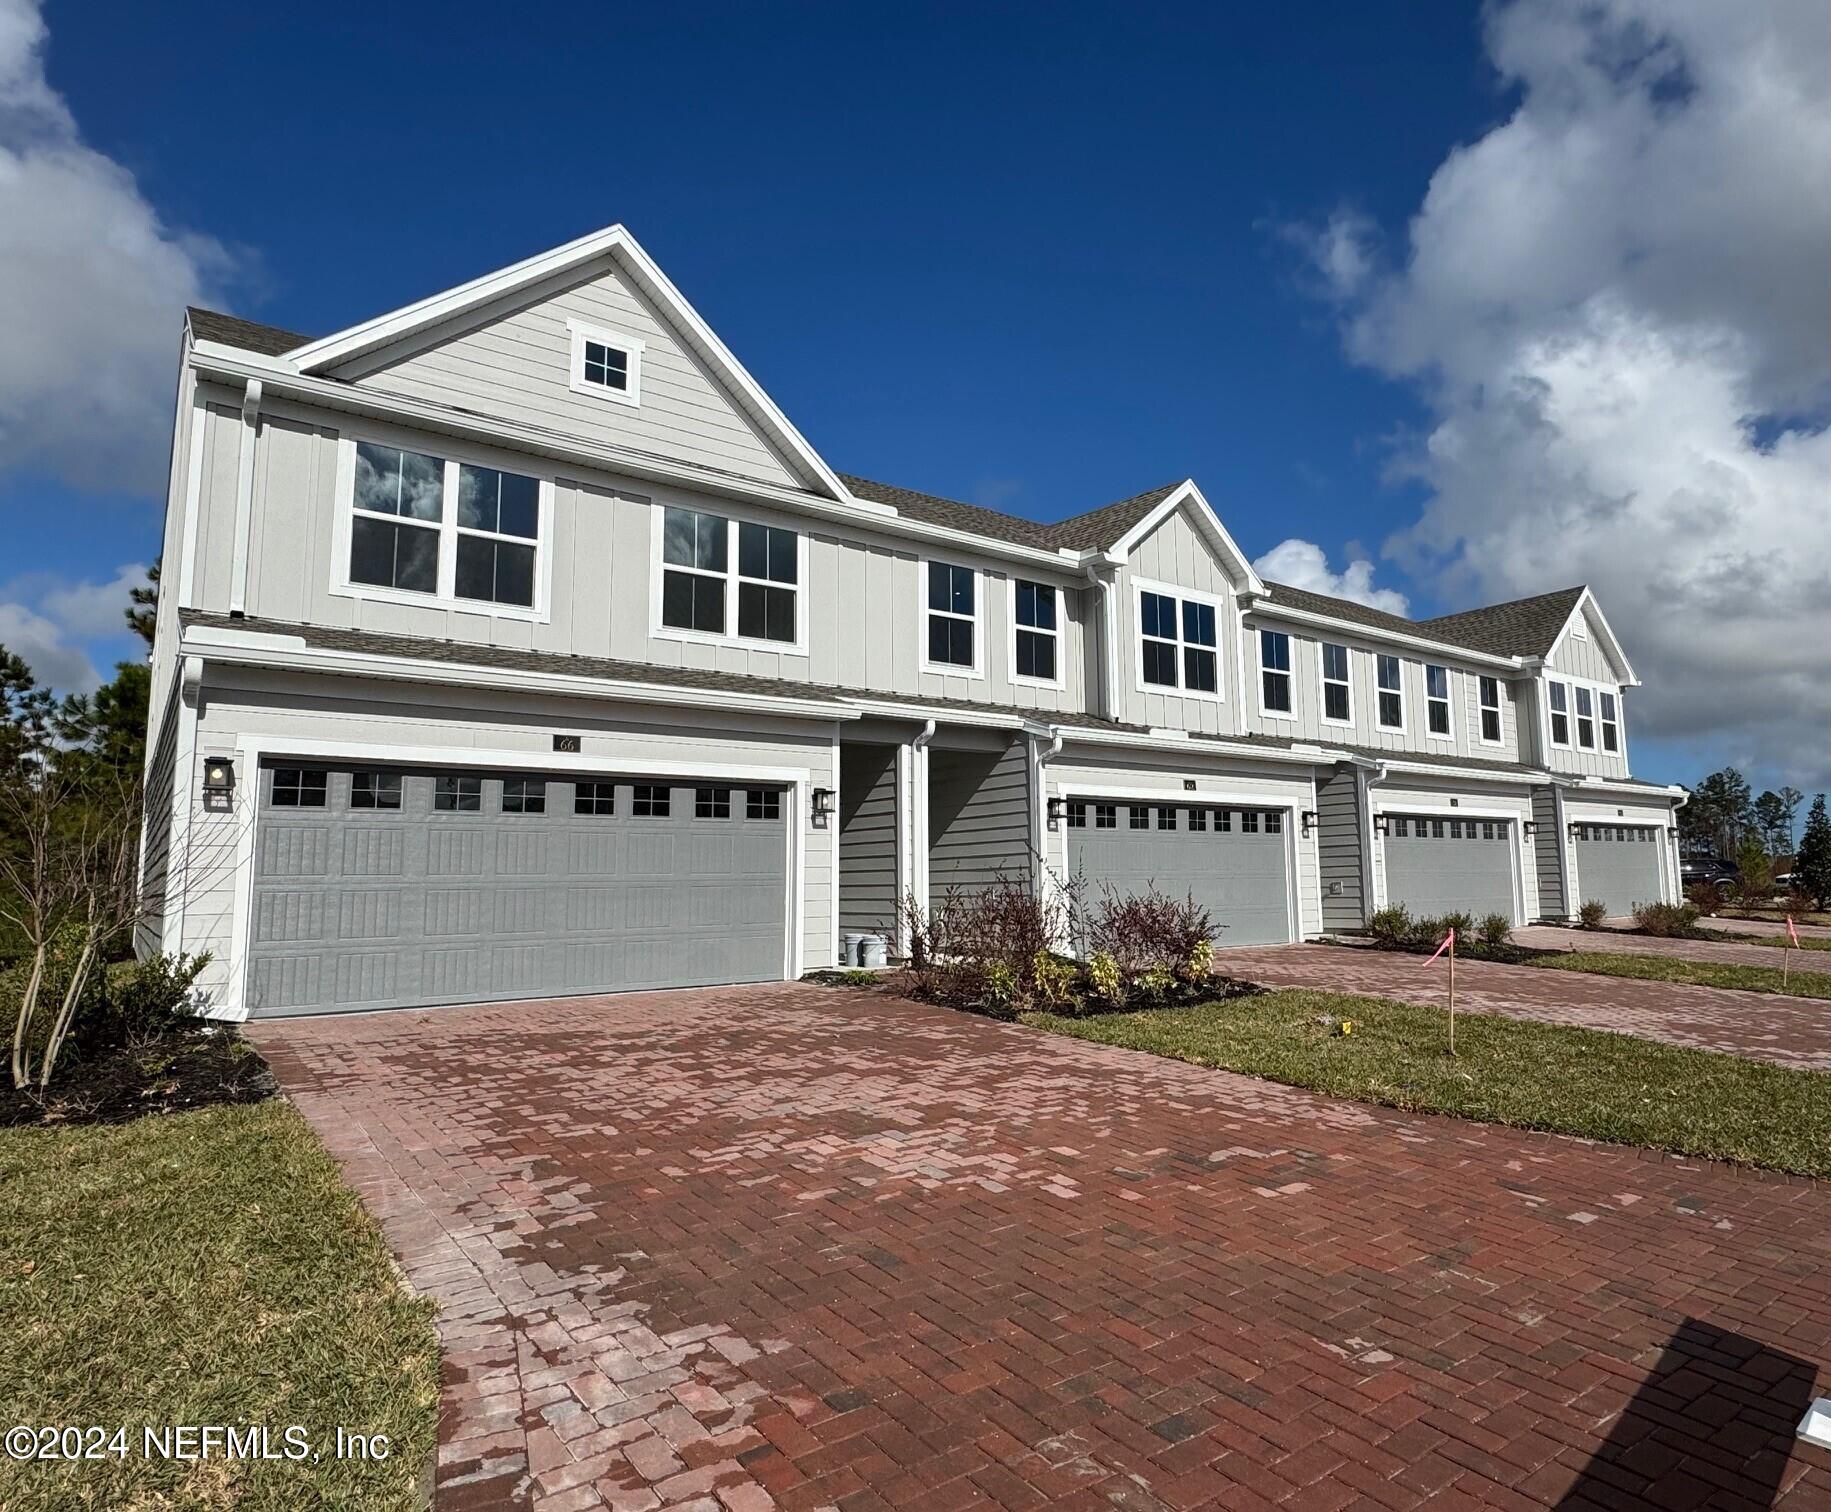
[3, 949, 209, 1077]
[1686, 880, 1726, 915]
[1084, 885, 1216, 980]
[1367, 906, 1412, 947]
[1578, 899, 1608, 929]
[1633, 901, 1701, 938]
[1477, 913, 1511, 948]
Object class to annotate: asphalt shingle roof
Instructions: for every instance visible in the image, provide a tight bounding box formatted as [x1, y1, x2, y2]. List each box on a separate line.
[187, 307, 309, 356]
[1262, 582, 1587, 662]
[840, 474, 1183, 555]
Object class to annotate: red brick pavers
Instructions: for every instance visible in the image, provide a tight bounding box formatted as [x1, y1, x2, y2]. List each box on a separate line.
[1225, 943, 1831, 1071]
[1705, 918, 1831, 943]
[251, 984, 1831, 1511]
[1512, 924, 1823, 971]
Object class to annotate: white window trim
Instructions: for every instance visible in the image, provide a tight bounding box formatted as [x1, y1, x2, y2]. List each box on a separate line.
[1545, 677, 1573, 749]
[329, 432, 555, 624]
[1318, 641, 1354, 728]
[1477, 675, 1505, 748]
[1599, 690, 1622, 756]
[1007, 576, 1066, 691]
[566, 318, 644, 408]
[918, 556, 985, 680]
[1375, 653, 1406, 733]
[648, 500, 810, 656]
[1573, 684, 1597, 750]
[1256, 626, 1296, 722]
[1423, 663, 1456, 743]
[1132, 576, 1225, 704]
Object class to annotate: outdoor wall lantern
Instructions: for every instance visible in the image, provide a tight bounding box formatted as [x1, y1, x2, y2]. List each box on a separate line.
[1522, 820, 1539, 839]
[1301, 809, 1318, 837]
[1372, 814, 1390, 836]
[1568, 820, 1584, 840]
[201, 757, 235, 796]
[1046, 796, 1066, 831]
[811, 787, 835, 823]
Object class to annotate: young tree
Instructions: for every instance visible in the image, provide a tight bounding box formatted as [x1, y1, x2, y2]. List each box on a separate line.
[1780, 786, 1805, 851]
[1797, 796, 1831, 910]
[1753, 790, 1791, 856]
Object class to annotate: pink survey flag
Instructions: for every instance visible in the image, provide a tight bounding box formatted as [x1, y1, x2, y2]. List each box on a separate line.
[1425, 927, 1455, 964]
[1788, 916, 1802, 948]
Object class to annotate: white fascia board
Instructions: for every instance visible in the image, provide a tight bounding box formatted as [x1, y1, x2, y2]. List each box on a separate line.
[1244, 596, 1524, 672]
[1560, 775, 1686, 799]
[186, 350, 1086, 575]
[1549, 588, 1641, 687]
[1108, 481, 1266, 595]
[177, 627, 860, 723]
[1052, 724, 1331, 767]
[836, 697, 1026, 730]
[1367, 759, 1541, 788]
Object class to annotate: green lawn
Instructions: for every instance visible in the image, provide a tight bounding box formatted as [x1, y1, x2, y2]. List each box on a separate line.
[1027, 989, 1831, 1178]
[1720, 908, 1831, 928]
[0, 1098, 439, 1510]
[1700, 926, 1831, 952]
[1527, 950, 1831, 999]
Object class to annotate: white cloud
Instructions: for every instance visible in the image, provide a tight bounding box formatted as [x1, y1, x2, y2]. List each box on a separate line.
[1252, 538, 1410, 615]
[0, 599, 99, 693]
[0, 562, 143, 695]
[1295, 0, 1831, 789]
[0, 0, 240, 493]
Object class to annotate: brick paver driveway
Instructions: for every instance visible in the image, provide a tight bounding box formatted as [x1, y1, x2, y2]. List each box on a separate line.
[1512, 924, 1818, 971]
[1221, 943, 1831, 1071]
[253, 985, 1830, 1511]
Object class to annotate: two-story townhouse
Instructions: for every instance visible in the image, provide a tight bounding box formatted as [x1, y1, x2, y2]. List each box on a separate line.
[138, 224, 1684, 1019]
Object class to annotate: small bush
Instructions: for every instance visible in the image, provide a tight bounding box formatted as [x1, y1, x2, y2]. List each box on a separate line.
[1086, 951, 1123, 1005]
[1085, 885, 1216, 977]
[1686, 880, 1726, 915]
[1477, 913, 1511, 948]
[94, 953, 210, 1041]
[1634, 901, 1701, 938]
[1578, 899, 1608, 929]
[1367, 906, 1412, 946]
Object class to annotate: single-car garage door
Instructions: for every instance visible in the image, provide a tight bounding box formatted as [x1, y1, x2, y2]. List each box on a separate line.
[1066, 800, 1294, 947]
[1572, 823, 1664, 918]
[248, 763, 788, 1016]
[1383, 814, 1517, 921]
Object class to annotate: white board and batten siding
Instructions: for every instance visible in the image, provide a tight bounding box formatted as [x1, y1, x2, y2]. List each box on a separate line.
[1114, 508, 1248, 735]
[1539, 601, 1634, 781]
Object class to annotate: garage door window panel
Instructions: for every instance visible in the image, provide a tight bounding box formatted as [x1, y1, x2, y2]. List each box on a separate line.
[351, 771, 402, 810]
[575, 782, 616, 816]
[695, 788, 732, 819]
[502, 778, 546, 815]
[744, 789, 780, 821]
[633, 785, 670, 817]
[435, 775, 482, 812]
[271, 768, 328, 807]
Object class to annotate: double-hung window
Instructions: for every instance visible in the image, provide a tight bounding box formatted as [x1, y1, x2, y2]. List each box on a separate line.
[661, 507, 730, 635]
[925, 562, 978, 672]
[1321, 643, 1351, 723]
[1425, 664, 1452, 737]
[1376, 655, 1404, 730]
[1574, 686, 1596, 749]
[1013, 580, 1058, 684]
[350, 442, 444, 596]
[1139, 588, 1218, 695]
[737, 522, 797, 643]
[1547, 681, 1571, 746]
[1478, 676, 1502, 744]
[455, 465, 539, 609]
[1600, 691, 1620, 753]
[1260, 630, 1293, 714]
[661, 508, 800, 645]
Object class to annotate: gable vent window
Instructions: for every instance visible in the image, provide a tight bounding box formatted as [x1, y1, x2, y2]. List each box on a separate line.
[1321, 643, 1351, 723]
[1014, 580, 1058, 684]
[1600, 691, 1620, 753]
[1139, 589, 1219, 696]
[1260, 630, 1293, 714]
[1479, 676, 1503, 744]
[1548, 680, 1571, 746]
[1574, 686, 1596, 749]
[1377, 654, 1404, 730]
[925, 562, 978, 671]
[1425, 664, 1452, 737]
[567, 321, 643, 406]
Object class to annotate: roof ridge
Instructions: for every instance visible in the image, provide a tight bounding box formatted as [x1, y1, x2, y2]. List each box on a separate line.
[1417, 585, 1587, 627]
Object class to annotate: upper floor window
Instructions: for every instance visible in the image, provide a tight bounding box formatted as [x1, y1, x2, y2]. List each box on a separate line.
[567, 319, 643, 406]
[1547, 680, 1571, 746]
[1259, 630, 1293, 714]
[1574, 686, 1596, 749]
[1425, 664, 1452, 738]
[1013, 580, 1059, 685]
[1600, 691, 1620, 753]
[660, 507, 799, 646]
[924, 562, 979, 673]
[1138, 586, 1218, 697]
[343, 440, 545, 614]
[1321, 643, 1351, 723]
[1478, 676, 1502, 745]
[1376, 655, 1404, 730]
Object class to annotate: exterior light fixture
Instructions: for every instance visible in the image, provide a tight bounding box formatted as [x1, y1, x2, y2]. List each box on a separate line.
[1372, 814, 1390, 836]
[1301, 809, 1318, 837]
[1047, 796, 1065, 830]
[201, 757, 235, 796]
[811, 787, 835, 821]
[1522, 820, 1538, 839]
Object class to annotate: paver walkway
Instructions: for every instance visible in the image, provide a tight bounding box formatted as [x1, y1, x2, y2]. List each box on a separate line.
[252, 984, 1830, 1511]
[1223, 943, 1831, 1071]
[1512, 924, 1818, 971]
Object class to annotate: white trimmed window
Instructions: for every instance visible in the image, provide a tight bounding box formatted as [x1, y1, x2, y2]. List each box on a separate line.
[1574, 685, 1597, 749]
[661, 507, 729, 635]
[1259, 629, 1293, 714]
[1321, 642, 1351, 724]
[455, 464, 539, 608]
[1478, 676, 1502, 745]
[736, 521, 798, 643]
[1376, 654, 1404, 730]
[659, 507, 801, 646]
[567, 320, 643, 406]
[924, 561, 979, 672]
[1547, 680, 1571, 746]
[1013, 580, 1059, 684]
[1425, 664, 1452, 738]
[1139, 587, 1219, 696]
[1600, 691, 1620, 753]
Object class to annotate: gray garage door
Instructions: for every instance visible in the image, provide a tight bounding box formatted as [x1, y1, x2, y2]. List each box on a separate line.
[1572, 823, 1664, 918]
[1383, 814, 1517, 921]
[248, 763, 788, 1016]
[1066, 801, 1294, 948]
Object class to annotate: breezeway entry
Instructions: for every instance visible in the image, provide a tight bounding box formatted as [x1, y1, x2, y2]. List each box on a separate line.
[1382, 813, 1518, 922]
[1066, 799, 1295, 947]
[246, 762, 789, 1015]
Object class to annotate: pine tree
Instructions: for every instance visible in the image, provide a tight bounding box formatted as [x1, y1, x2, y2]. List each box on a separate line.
[1797, 796, 1831, 910]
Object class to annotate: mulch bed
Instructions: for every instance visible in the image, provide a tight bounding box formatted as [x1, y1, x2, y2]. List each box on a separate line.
[0, 1027, 276, 1129]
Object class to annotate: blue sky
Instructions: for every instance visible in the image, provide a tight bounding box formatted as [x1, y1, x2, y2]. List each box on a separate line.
[5, 1, 1828, 803]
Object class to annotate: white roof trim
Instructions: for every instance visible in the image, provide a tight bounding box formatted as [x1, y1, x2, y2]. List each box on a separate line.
[1107, 480, 1266, 594]
[281, 223, 849, 502]
[1547, 588, 1640, 687]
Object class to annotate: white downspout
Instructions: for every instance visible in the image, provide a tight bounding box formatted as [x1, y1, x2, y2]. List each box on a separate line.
[911, 719, 936, 916]
[1085, 562, 1118, 721]
[1030, 728, 1064, 894]
[1669, 790, 1689, 905]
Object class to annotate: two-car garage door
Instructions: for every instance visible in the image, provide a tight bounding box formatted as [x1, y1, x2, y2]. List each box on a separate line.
[1382, 814, 1517, 921]
[248, 762, 788, 1016]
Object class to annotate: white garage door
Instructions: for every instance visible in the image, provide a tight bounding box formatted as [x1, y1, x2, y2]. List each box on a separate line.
[1572, 823, 1665, 918]
[247, 762, 789, 1016]
[1383, 814, 1517, 921]
[1066, 800, 1294, 948]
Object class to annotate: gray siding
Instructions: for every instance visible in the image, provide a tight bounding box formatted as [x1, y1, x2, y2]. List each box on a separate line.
[1316, 766, 1365, 932]
[136, 691, 180, 958]
[1532, 787, 1566, 919]
[839, 743, 899, 935]
[928, 740, 1031, 900]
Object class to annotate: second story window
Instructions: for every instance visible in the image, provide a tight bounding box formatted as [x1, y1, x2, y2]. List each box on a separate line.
[660, 508, 801, 646]
[1139, 587, 1219, 696]
[350, 443, 443, 596]
[1013, 580, 1058, 684]
[1547, 680, 1571, 746]
[661, 507, 728, 635]
[455, 465, 538, 608]
[1425, 664, 1452, 737]
[1260, 630, 1293, 714]
[1479, 676, 1502, 744]
[1575, 686, 1596, 749]
[925, 562, 978, 672]
[1321, 643, 1351, 723]
[737, 522, 797, 643]
[1376, 655, 1404, 730]
[1600, 691, 1620, 752]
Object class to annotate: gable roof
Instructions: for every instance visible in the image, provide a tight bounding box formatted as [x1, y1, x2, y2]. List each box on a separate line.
[187, 307, 309, 356]
[838, 475, 1184, 555]
[1260, 581, 1591, 664]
